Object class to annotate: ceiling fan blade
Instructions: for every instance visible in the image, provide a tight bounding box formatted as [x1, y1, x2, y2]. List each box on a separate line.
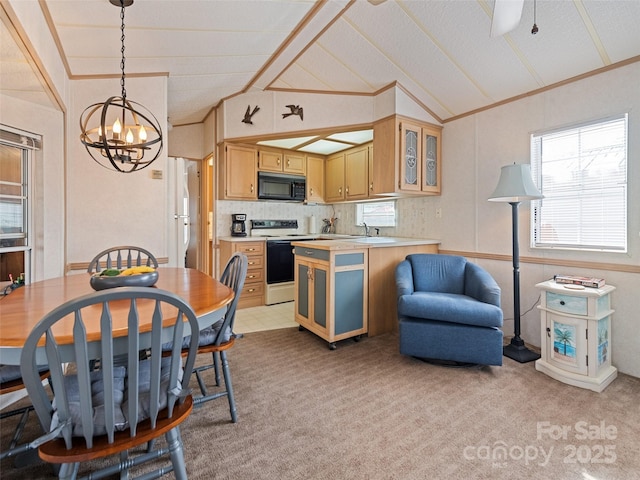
[490, 0, 525, 37]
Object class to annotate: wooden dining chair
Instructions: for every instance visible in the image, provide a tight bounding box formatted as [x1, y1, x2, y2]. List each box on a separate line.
[164, 252, 248, 423]
[87, 245, 158, 273]
[19, 287, 200, 480]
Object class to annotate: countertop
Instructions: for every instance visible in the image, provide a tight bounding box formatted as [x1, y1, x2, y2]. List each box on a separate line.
[218, 234, 362, 242]
[219, 235, 440, 250]
[291, 236, 441, 250]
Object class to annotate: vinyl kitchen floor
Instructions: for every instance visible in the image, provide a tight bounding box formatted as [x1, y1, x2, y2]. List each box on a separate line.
[234, 301, 297, 334]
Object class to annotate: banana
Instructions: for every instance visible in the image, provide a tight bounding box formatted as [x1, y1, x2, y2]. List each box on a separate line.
[120, 266, 156, 276]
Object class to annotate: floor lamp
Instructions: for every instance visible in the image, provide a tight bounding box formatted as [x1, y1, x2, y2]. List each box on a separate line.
[489, 163, 544, 363]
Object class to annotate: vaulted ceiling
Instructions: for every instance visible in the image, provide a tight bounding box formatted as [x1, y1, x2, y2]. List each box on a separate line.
[2, 0, 639, 127]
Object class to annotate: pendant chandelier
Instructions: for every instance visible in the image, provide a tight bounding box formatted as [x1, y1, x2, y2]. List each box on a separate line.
[79, 0, 163, 173]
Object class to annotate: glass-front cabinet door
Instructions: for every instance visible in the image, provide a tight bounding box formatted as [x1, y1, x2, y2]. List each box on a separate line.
[399, 122, 421, 192]
[422, 126, 441, 194]
[399, 121, 441, 195]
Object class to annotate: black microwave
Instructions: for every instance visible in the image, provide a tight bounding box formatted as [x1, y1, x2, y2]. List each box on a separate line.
[257, 172, 306, 201]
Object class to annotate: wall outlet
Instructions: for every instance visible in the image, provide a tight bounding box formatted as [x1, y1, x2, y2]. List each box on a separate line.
[435, 208, 442, 218]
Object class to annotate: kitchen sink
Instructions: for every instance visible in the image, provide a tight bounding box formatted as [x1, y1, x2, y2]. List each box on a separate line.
[351, 237, 395, 244]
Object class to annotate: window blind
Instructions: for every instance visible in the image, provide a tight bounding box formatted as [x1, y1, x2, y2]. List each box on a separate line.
[531, 115, 627, 252]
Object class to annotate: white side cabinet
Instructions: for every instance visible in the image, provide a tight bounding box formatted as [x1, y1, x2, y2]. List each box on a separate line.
[535, 280, 617, 392]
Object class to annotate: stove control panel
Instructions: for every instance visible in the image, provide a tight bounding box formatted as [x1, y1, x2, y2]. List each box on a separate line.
[250, 219, 298, 229]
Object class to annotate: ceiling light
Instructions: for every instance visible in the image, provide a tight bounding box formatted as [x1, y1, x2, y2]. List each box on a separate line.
[79, 0, 162, 173]
[298, 139, 353, 155]
[257, 135, 319, 150]
[326, 129, 373, 144]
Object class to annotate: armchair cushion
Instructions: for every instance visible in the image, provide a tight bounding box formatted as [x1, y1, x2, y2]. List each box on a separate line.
[398, 292, 503, 328]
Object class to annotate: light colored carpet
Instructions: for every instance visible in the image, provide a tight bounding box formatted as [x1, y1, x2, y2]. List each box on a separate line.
[2, 327, 639, 479]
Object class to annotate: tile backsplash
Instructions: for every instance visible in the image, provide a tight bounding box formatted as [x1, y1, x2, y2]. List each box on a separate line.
[216, 196, 441, 240]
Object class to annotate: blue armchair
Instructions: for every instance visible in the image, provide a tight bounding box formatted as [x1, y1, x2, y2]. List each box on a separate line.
[395, 254, 503, 366]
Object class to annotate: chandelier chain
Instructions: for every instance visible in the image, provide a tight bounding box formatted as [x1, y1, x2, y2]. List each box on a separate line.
[120, 1, 126, 100]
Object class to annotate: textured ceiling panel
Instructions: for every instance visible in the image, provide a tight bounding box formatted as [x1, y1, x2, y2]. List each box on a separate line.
[294, 44, 374, 92]
[2, 0, 639, 126]
[581, 1, 640, 63]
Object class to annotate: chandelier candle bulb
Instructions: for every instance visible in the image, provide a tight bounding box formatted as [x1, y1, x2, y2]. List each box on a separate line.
[113, 118, 121, 140]
[139, 125, 147, 142]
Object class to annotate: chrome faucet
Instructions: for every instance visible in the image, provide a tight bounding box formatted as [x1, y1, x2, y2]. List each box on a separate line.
[361, 222, 370, 236]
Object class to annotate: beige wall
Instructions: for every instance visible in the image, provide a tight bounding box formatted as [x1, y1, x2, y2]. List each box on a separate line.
[331, 62, 640, 378]
[168, 123, 205, 160]
[67, 76, 170, 265]
[441, 62, 640, 378]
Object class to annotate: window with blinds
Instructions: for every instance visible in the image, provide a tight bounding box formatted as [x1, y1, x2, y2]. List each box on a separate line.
[356, 201, 396, 227]
[530, 114, 628, 252]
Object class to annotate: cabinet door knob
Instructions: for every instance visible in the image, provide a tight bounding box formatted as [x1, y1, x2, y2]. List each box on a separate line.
[250, 183, 254, 193]
[560, 300, 565, 305]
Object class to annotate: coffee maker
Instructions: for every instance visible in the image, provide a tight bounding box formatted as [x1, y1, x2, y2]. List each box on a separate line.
[231, 214, 247, 237]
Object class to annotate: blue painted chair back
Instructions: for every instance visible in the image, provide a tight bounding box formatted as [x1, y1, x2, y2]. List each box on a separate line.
[20, 287, 199, 453]
[87, 246, 158, 273]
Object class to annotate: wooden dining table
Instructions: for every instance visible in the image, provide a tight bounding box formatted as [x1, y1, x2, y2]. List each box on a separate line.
[0, 267, 234, 366]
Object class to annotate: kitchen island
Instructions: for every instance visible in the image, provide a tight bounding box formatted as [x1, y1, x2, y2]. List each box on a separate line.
[292, 237, 440, 347]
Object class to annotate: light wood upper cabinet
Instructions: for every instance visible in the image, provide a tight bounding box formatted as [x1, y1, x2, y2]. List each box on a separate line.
[257, 148, 283, 172]
[373, 115, 442, 196]
[221, 143, 257, 200]
[284, 153, 306, 175]
[306, 155, 325, 203]
[258, 149, 306, 175]
[345, 145, 369, 200]
[325, 152, 345, 203]
[324, 143, 374, 203]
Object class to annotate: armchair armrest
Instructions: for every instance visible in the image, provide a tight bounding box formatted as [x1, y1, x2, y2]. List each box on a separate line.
[395, 260, 415, 297]
[464, 262, 501, 307]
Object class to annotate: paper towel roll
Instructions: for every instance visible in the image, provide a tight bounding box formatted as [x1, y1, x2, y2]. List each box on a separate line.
[309, 215, 317, 234]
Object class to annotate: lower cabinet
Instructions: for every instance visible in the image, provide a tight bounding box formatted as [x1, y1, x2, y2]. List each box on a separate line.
[294, 246, 368, 349]
[220, 239, 265, 309]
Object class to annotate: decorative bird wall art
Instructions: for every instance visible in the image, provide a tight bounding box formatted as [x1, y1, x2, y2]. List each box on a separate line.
[282, 105, 303, 121]
[242, 105, 260, 125]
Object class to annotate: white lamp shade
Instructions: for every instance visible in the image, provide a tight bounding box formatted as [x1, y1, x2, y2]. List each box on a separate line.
[488, 163, 543, 202]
